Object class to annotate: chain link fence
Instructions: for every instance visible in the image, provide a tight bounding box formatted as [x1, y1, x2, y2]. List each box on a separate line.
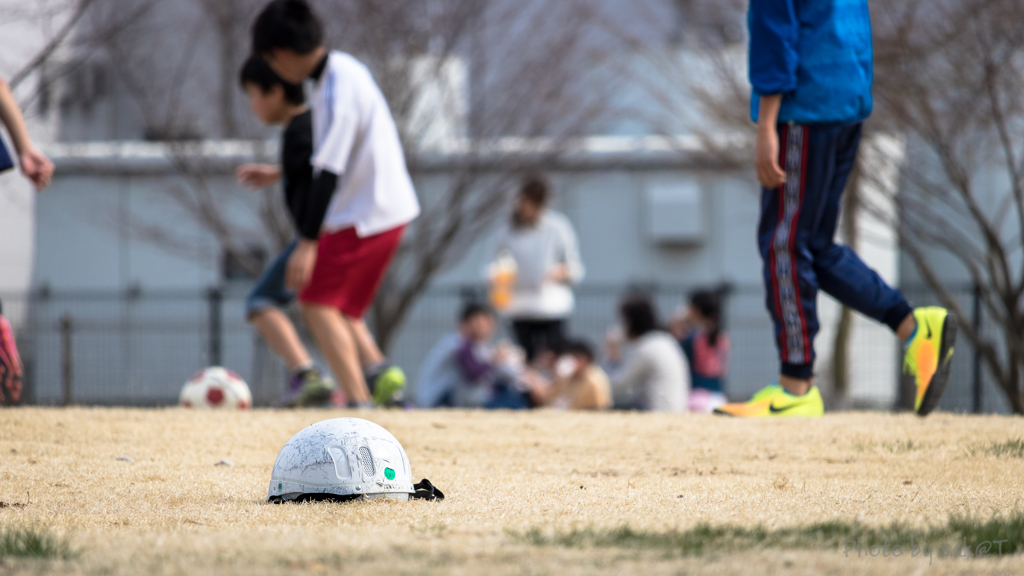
[1, 282, 1002, 412]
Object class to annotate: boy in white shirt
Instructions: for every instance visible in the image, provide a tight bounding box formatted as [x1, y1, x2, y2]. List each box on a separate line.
[251, 0, 420, 407]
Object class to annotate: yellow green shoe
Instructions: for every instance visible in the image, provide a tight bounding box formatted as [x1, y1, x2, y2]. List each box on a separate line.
[369, 365, 407, 407]
[713, 384, 824, 417]
[904, 307, 957, 417]
[750, 384, 781, 402]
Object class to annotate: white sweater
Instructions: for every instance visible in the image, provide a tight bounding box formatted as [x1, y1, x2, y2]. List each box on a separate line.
[609, 332, 690, 413]
[493, 211, 585, 320]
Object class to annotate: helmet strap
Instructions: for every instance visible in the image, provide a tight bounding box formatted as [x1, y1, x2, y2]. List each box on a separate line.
[411, 479, 445, 501]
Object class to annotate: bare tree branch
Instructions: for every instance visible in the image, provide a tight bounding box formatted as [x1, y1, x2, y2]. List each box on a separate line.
[8, 0, 96, 90]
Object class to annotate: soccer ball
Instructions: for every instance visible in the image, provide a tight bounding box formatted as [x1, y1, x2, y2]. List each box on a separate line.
[179, 367, 252, 410]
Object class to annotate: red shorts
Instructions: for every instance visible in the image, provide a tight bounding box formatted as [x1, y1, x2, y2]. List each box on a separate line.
[298, 225, 405, 318]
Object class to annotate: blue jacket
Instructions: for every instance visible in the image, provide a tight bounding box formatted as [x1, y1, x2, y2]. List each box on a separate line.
[748, 0, 873, 125]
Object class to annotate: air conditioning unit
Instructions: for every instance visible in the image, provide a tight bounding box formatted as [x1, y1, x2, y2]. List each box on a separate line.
[645, 177, 705, 246]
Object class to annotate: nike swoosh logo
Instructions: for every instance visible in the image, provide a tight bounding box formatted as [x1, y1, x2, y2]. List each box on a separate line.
[925, 320, 933, 339]
[769, 404, 799, 414]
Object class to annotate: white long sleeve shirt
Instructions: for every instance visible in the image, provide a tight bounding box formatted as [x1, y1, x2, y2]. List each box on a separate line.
[493, 210, 584, 320]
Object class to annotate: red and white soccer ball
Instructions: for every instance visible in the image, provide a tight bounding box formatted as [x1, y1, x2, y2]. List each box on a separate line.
[179, 367, 252, 410]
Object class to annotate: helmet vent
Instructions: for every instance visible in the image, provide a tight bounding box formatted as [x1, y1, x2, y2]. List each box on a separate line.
[358, 446, 375, 477]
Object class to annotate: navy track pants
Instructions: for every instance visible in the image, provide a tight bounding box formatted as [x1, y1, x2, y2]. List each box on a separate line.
[758, 122, 913, 380]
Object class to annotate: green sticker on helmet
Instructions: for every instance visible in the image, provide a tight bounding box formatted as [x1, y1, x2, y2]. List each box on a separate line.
[385, 467, 396, 481]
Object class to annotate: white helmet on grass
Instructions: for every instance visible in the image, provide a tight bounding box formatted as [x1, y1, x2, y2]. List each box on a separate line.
[267, 418, 443, 503]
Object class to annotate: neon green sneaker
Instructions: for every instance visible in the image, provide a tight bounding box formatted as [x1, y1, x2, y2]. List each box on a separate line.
[904, 307, 957, 416]
[750, 384, 782, 402]
[369, 365, 407, 407]
[714, 384, 824, 417]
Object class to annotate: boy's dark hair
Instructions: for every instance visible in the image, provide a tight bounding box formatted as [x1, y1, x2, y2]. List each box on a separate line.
[459, 302, 495, 324]
[690, 289, 723, 346]
[251, 0, 324, 56]
[562, 339, 595, 363]
[239, 55, 305, 106]
[620, 294, 659, 339]
[519, 174, 550, 206]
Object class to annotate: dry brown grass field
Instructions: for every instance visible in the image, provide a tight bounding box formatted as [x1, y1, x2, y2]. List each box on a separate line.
[2, 407, 1024, 575]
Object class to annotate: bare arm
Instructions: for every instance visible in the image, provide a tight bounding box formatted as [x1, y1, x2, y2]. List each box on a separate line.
[755, 94, 785, 190]
[0, 77, 53, 191]
[551, 218, 585, 284]
[0, 78, 31, 155]
[523, 371, 555, 407]
[236, 164, 282, 189]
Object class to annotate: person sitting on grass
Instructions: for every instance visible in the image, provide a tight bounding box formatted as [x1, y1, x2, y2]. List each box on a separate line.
[677, 289, 731, 414]
[524, 339, 611, 411]
[414, 302, 526, 409]
[605, 294, 689, 413]
[235, 55, 335, 408]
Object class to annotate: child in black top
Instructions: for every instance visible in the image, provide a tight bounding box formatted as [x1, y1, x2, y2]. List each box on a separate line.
[236, 55, 333, 407]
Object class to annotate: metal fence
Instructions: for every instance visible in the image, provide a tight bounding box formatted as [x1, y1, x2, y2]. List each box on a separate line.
[3, 288, 263, 406]
[0, 282, 1006, 412]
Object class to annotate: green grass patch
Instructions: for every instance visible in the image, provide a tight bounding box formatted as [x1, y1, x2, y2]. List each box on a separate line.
[514, 511, 1024, 557]
[948, 511, 1024, 551]
[853, 439, 932, 454]
[0, 525, 76, 561]
[882, 439, 929, 454]
[967, 438, 1024, 459]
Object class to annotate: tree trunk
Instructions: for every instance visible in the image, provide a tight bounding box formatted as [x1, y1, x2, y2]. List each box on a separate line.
[374, 260, 440, 355]
[1003, 351, 1024, 414]
[214, 0, 238, 139]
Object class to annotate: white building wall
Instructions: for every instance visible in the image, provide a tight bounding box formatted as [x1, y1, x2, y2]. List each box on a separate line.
[32, 139, 905, 406]
[0, 20, 48, 297]
[846, 135, 905, 406]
